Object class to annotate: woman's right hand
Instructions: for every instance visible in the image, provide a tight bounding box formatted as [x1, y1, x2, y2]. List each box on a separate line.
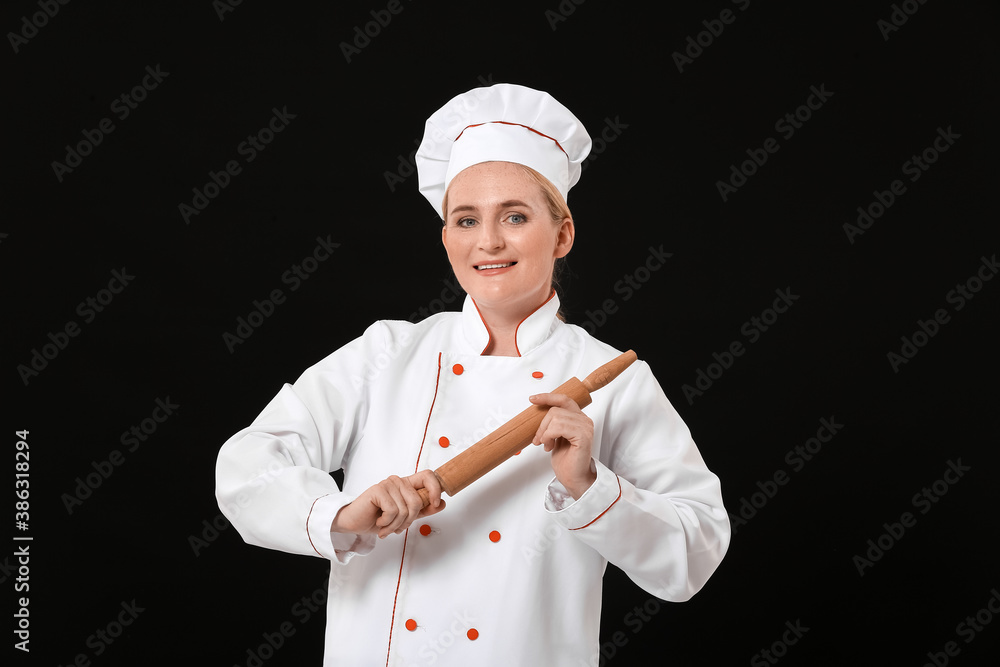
[331, 470, 446, 539]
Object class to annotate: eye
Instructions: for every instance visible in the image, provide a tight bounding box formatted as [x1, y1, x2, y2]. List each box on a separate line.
[506, 213, 527, 225]
[456, 217, 477, 228]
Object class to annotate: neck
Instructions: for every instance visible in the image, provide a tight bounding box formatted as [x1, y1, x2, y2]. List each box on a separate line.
[473, 290, 554, 357]
[480, 317, 521, 357]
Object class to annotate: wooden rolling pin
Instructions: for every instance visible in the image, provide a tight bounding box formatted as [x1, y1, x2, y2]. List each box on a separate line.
[416, 349, 637, 508]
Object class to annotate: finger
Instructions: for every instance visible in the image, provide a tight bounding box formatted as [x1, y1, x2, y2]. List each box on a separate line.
[389, 483, 423, 536]
[419, 497, 447, 518]
[535, 412, 576, 452]
[531, 408, 558, 449]
[528, 392, 580, 411]
[376, 478, 410, 537]
[384, 478, 432, 536]
[370, 489, 398, 537]
[398, 481, 428, 530]
[411, 469, 443, 508]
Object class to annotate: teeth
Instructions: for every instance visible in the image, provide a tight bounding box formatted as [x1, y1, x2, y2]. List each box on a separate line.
[477, 263, 513, 270]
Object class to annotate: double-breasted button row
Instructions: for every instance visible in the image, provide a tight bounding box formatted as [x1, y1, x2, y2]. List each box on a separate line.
[405, 618, 479, 640]
[450, 363, 544, 380]
[418, 524, 501, 543]
[407, 525, 499, 639]
[439, 365, 544, 448]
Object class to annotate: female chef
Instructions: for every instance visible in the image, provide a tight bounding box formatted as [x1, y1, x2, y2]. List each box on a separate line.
[216, 83, 731, 666]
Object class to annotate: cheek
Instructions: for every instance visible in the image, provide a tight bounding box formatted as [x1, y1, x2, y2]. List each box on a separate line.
[443, 237, 468, 269]
[523, 229, 560, 261]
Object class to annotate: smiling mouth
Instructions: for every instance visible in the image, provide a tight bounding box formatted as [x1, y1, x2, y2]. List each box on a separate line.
[475, 262, 516, 270]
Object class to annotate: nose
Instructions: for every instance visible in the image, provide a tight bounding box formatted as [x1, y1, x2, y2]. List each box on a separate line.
[477, 220, 505, 251]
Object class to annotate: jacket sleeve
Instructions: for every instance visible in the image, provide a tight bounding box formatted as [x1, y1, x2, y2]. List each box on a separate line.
[215, 323, 388, 563]
[543, 360, 731, 602]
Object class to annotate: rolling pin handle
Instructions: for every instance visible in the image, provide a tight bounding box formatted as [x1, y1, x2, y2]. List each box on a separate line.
[582, 349, 637, 393]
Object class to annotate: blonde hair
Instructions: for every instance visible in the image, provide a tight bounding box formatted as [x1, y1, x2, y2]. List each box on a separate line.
[441, 162, 573, 307]
[441, 162, 572, 222]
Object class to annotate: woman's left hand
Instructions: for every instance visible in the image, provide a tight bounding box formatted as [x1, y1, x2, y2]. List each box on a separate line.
[529, 393, 596, 500]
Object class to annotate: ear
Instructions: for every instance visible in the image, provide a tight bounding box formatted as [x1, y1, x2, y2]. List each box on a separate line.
[554, 216, 575, 259]
[441, 223, 447, 248]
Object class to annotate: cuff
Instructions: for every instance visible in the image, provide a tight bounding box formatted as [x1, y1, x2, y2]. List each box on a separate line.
[306, 494, 376, 564]
[544, 459, 623, 530]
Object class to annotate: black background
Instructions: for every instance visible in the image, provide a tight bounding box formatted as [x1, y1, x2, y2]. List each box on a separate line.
[5, 0, 999, 665]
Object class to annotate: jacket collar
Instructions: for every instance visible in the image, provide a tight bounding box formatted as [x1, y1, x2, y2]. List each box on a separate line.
[461, 291, 561, 356]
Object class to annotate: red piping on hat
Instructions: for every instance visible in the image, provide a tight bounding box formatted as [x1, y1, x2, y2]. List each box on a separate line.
[455, 121, 568, 156]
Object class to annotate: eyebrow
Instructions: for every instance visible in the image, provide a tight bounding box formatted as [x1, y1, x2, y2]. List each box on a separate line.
[449, 200, 534, 216]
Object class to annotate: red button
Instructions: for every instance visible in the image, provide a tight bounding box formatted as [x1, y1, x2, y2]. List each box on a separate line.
[532, 371, 544, 379]
[489, 530, 501, 543]
[419, 524, 432, 536]
[467, 628, 479, 641]
[406, 619, 417, 631]
[438, 436, 450, 448]
[453, 364, 464, 375]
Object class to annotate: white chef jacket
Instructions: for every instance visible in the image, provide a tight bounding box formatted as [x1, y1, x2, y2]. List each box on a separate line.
[216, 292, 730, 667]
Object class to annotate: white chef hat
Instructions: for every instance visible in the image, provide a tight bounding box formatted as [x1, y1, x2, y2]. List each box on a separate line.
[416, 83, 592, 218]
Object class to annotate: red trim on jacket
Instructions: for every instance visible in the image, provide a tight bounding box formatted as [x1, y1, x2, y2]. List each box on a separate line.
[568, 475, 622, 531]
[469, 298, 494, 356]
[470, 289, 556, 357]
[306, 494, 329, 557]
[513, 290, 556, 357]
[385, 353, 443, 666]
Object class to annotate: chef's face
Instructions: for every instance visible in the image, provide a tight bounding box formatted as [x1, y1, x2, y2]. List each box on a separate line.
[441, 161, 574, 320]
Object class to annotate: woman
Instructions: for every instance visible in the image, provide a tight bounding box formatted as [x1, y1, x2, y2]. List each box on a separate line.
[216, 83, 730, 666]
